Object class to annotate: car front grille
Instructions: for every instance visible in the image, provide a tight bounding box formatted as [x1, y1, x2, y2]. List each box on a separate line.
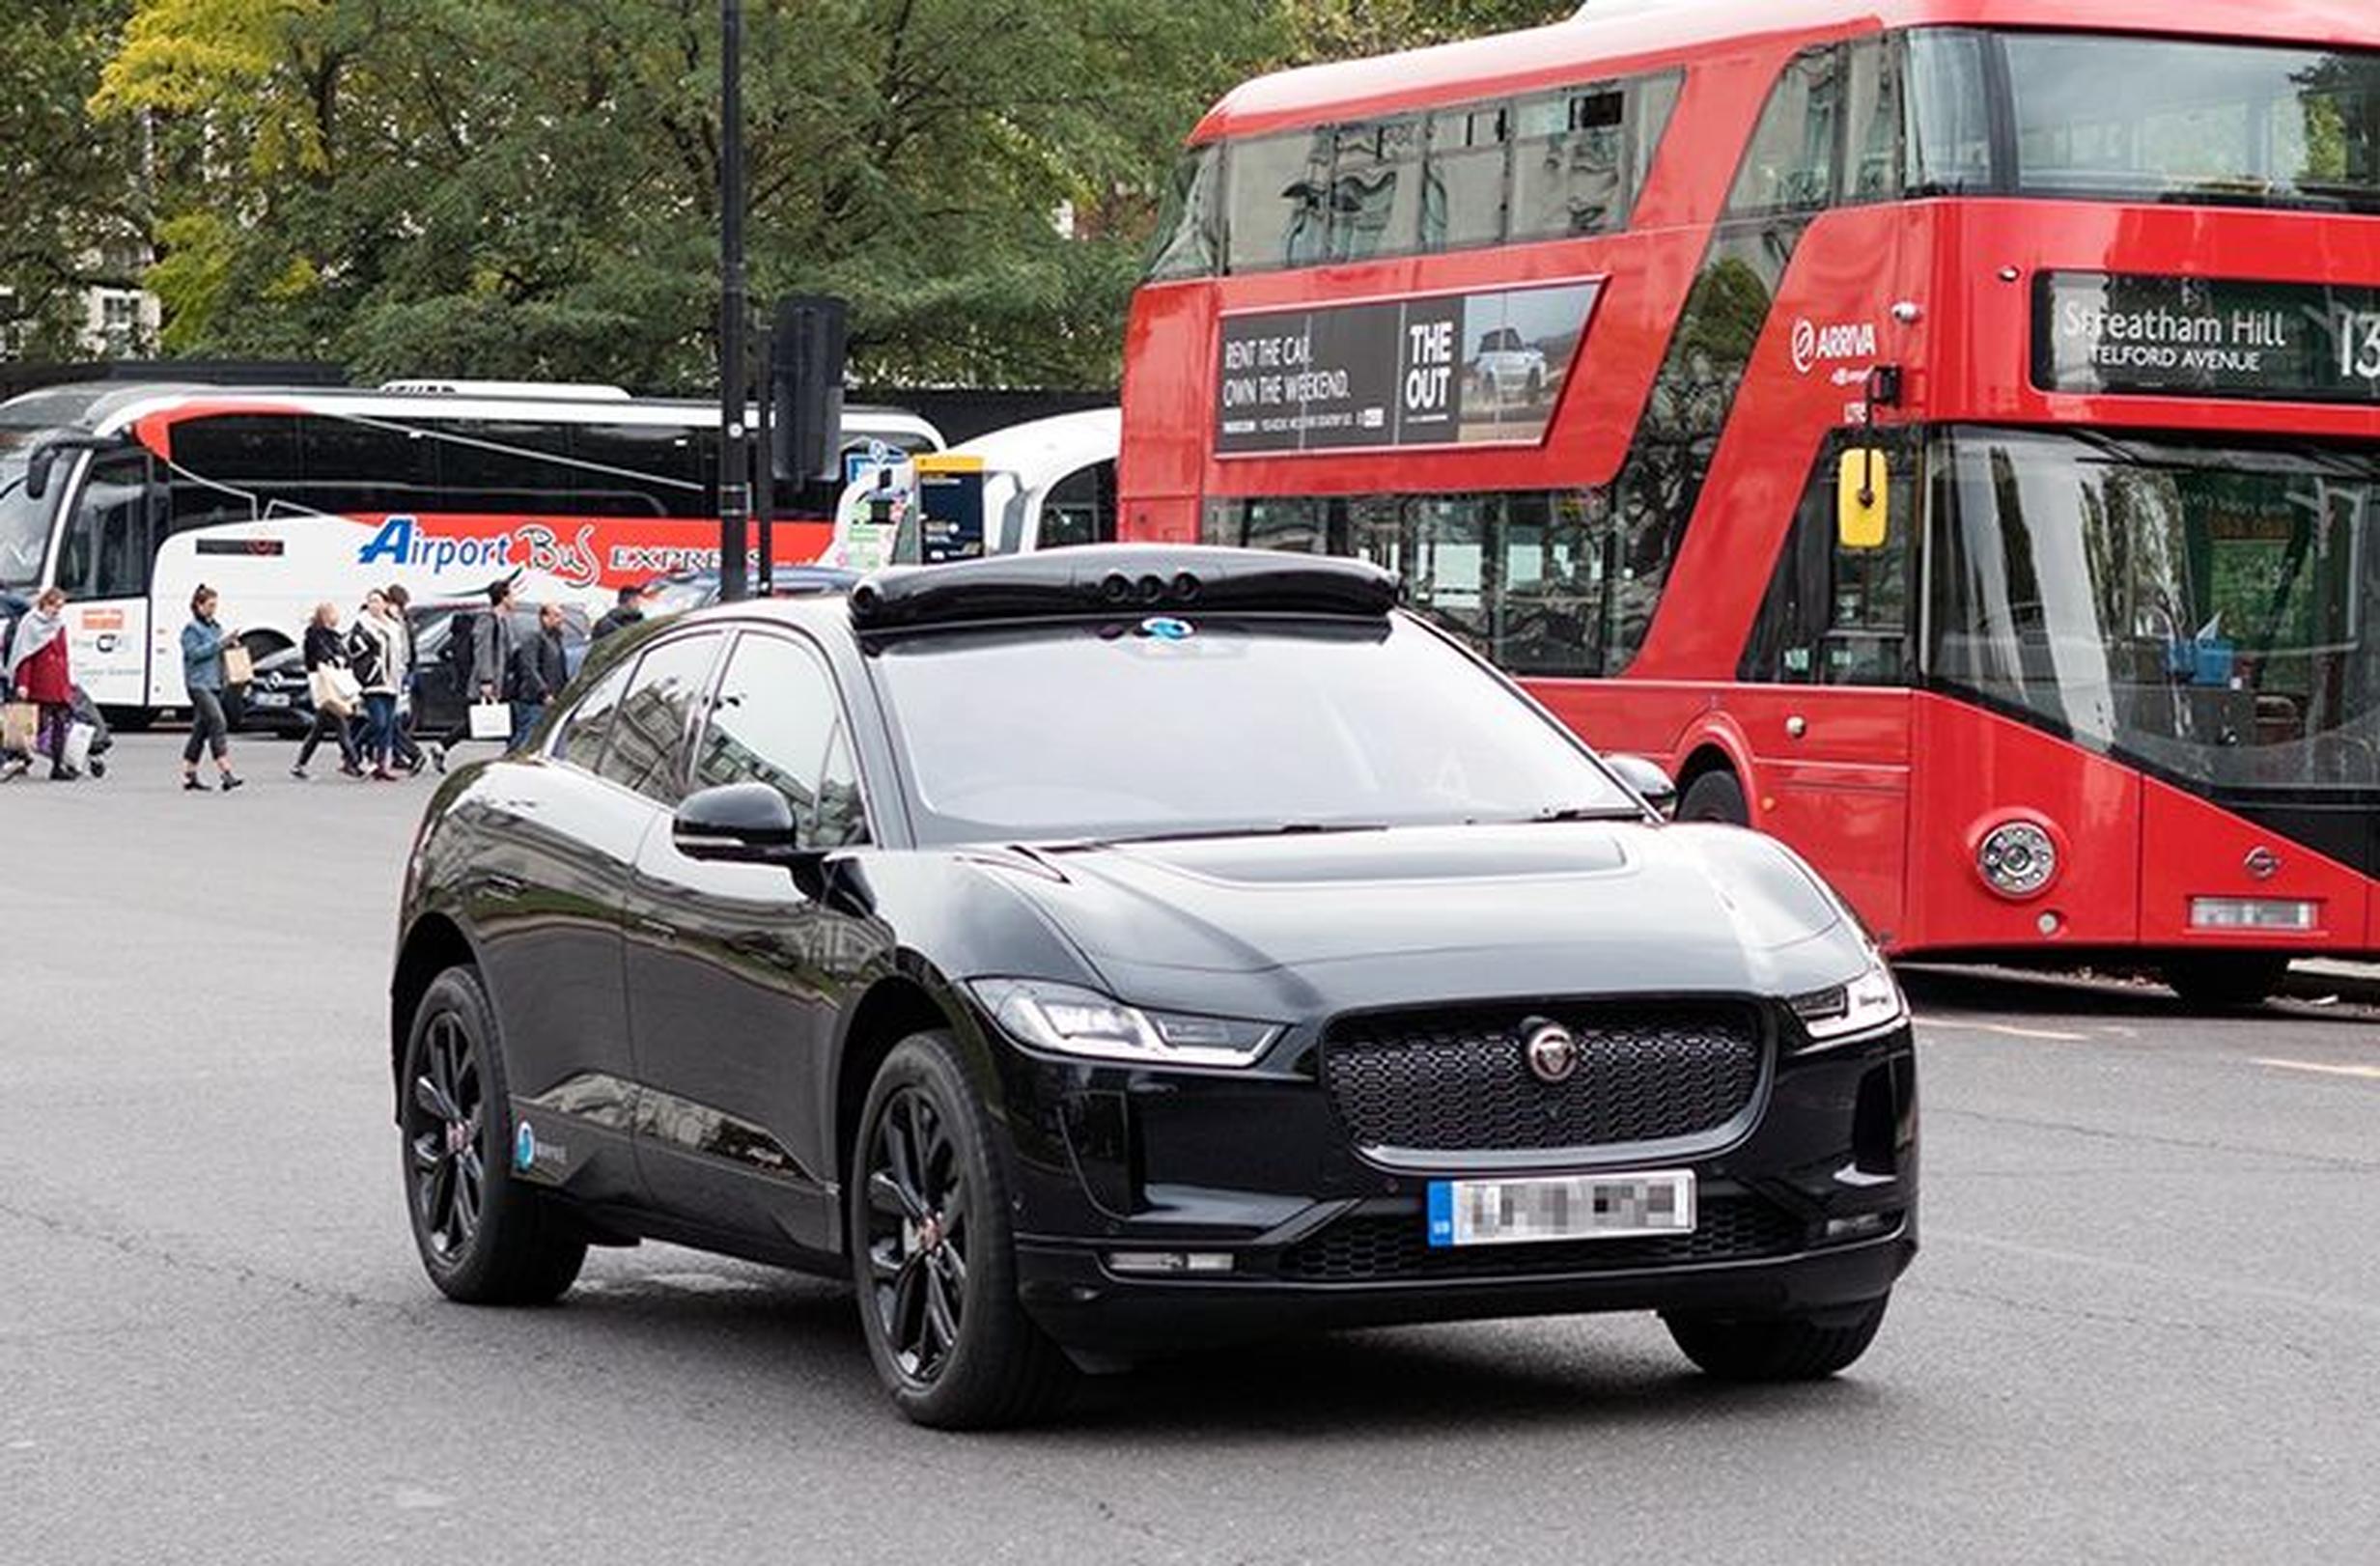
[1276, 1196, 1806, 1283]
[1321, 1000, 1765, 1157]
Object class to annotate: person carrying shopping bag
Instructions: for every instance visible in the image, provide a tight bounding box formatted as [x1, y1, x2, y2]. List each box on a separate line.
[292, 601, 364, 780]
[350, 589, 405, 781]
[179, 585, 244, 792]
[5, 586, 77, 781]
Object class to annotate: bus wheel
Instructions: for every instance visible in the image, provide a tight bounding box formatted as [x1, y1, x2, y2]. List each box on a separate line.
[1678, 769, 1749, 826]
[101, 707, 155, 733]
[2163, 954, 2288, 1012]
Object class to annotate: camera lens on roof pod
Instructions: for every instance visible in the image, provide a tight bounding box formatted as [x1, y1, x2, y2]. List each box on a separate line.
[1171, 573, 1201, 602]
[1137, 574, 1166, 602]
[1101, 572, 1134, 602]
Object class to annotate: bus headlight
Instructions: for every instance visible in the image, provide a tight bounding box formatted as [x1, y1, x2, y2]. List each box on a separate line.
[1976, 820, 2058, 899]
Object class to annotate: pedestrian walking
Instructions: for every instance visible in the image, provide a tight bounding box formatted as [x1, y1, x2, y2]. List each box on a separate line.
[292, 601, 363, 780]
[508, 601, 569, 746]
[591, 581, 654, 641]
[431, 575, 518, 772]
[178, 585, 243, 792]
[383, 583, 425, 774]
[350, 590, 404, 780]
[5, 586, 78, 781]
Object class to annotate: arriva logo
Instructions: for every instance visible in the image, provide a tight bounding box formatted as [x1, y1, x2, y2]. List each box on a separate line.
[1790, 317, 1878, 375]
[357, 516, 517, 574]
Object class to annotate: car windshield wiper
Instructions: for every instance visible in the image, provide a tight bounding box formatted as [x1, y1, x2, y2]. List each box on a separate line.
[1508, 804, 1646, 824]
[1057, 821, 1390, 849]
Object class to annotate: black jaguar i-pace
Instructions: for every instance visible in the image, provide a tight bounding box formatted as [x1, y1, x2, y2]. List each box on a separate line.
[389, 545, 1918, 1427]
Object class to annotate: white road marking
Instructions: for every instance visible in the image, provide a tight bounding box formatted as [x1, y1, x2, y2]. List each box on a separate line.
[1914, 1016, 2090, 1043]
[2254, 1057, 2380, 1082]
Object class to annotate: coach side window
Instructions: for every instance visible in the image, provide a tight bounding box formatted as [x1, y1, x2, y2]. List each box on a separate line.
[1728, 47, 1844, 214]
[57, 451, 155, 601]
[598, 633, 724, 805]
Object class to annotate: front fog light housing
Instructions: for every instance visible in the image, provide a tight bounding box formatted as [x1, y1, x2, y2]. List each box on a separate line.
[971, 978, 1279, 1069]
[1977, 820, 2058, 899]
[1790, 958, 1907, 1047]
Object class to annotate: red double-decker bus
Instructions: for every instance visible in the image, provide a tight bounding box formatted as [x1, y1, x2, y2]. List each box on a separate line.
[1117, 0, 2380, 1005]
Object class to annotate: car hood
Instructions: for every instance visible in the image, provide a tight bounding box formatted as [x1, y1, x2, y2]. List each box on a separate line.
[978, 823, 1862, 1019]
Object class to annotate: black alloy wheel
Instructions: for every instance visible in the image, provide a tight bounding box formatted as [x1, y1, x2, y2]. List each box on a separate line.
[398, 967, 586, 1304]
[850, 1032, 1071, 1428]
[863, 1086, 971, 1384]
[407, 1009, 486, 1265]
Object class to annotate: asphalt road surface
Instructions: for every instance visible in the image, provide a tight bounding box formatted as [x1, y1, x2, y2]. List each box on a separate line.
[7, 736, 2378, 1565]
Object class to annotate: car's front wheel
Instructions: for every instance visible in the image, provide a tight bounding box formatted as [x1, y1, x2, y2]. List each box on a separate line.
[1664, 1293, 1890, 1381]
[851, 1031, 1072, 1428]
[399, 966, 586, 1304]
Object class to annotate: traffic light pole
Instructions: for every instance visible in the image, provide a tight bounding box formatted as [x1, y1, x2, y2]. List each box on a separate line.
[715, 0, 750, 603]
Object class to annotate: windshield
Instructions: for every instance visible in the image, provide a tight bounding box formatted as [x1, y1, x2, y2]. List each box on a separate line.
[870, 614, 1640, 845]
[1932, 427, 2379, 793]
[0, 452, 58, 591]
[1909, 30, 2380, 211]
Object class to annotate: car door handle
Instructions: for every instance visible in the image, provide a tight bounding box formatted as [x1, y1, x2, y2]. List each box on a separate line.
[481, 872, 526, 901]
[632, 914, 679, 944]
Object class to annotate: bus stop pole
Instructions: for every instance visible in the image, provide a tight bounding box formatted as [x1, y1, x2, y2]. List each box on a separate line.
[715, 0, 750, 603]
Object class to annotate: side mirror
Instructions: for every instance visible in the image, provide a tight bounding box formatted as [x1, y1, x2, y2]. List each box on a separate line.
[1604, 753, 1677, 817]
[24, 433, 124, 501]
[673, 782, 810, 865]
[1836, 447, 1890, 550]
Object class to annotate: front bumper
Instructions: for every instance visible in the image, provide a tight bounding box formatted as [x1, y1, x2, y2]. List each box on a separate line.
[981, 1013, 1920, 1357]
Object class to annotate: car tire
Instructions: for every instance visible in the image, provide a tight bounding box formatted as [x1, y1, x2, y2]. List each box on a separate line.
[1665, 1293, 1890, 1382]
[1678, 769, 1750, 825]
[2163, 954, 2288, 1012]
[399, 966, 587, 1305]
[100, 706, 154, 733]
[850, 1030, 1073, 1429]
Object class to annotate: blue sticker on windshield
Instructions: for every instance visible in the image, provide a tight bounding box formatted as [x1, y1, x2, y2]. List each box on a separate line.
[1138, 617, 1193, 641]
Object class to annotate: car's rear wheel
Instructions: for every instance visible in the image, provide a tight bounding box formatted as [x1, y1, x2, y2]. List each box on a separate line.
[1664, 1293, 1890, 1382]
[2163, 953, 2288, 1012]
[399, 967, 586, 1304]
[851, 1031, 1072, 1429]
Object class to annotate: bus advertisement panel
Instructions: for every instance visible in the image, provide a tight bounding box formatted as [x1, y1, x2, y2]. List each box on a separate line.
[1117, 0, 2380, 1001]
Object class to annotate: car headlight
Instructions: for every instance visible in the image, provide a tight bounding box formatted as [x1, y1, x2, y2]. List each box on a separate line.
[1787, 956, 1907, 1048]
[970, 978, 1280, 1069]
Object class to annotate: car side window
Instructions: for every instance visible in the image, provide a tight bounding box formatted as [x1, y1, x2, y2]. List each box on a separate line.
[692, 631, 870, 849]
[597, 633, 723, 805]
[552, 659, 632, 771]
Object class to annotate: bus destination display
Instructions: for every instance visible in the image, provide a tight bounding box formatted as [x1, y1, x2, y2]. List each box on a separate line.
[2034, 271, 2380, 404]
[1216, 279, 1601, 456]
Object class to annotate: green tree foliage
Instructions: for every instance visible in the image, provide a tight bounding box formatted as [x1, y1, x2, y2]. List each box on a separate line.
[0, 0, 149, 357]
[87, 0, 1574, 387]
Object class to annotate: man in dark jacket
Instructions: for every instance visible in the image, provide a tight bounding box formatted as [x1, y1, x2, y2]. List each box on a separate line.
[591, 581, 654, 641]
[507, 601, 569, 747]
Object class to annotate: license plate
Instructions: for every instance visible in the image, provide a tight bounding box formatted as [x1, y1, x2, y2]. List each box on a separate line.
[252, 691, 291, 709]
[1426, 1171, 1695, 1248]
